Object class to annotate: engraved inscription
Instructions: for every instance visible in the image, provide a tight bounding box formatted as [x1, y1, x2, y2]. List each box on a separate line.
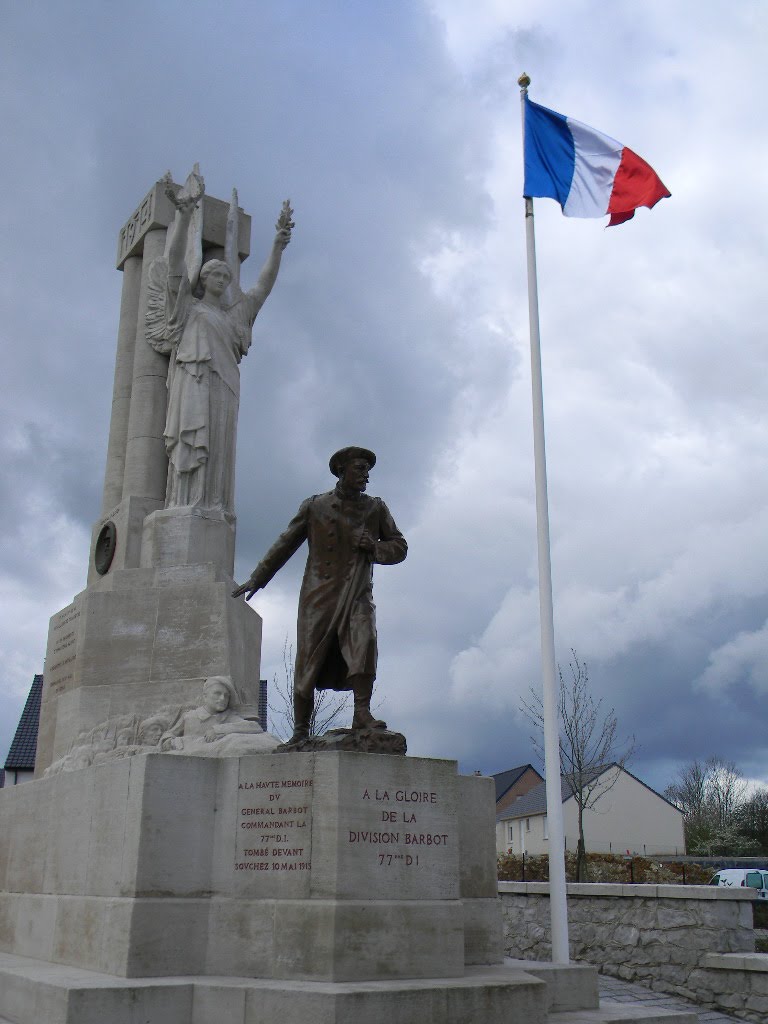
[349, 785, 451, 873]
[52, 630, 76, 654]
[48, 654, 76, 673]
[118, 187, 156, 261]
[46, 600, 82, 698]
[138, 194, 152, 230]
[52, 606, 81, 631]
[47, 675, 74, 697]
[235, 775, 313, 874]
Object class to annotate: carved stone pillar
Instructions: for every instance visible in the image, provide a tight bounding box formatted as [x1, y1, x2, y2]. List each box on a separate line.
[99, 255, 142, 516]
[121, 227, 170, 504]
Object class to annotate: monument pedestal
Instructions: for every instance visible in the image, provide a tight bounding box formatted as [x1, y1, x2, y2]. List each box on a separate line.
[35, 564, 262, 773]
[0, 752, 698, 1024]
[140, 507, 236, 576]
[2, 754, 501, 980]
[0, 753, 540, 1023]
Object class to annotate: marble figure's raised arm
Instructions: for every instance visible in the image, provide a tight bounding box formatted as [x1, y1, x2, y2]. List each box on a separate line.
[163, 168, 205, 278]
[244, 200, 294, 316]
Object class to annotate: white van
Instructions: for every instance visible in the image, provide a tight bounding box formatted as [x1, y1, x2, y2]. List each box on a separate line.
[709, 868, 768, 899]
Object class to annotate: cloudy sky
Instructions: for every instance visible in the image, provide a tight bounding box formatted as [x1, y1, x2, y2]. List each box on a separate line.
[1, 0, 766, 796]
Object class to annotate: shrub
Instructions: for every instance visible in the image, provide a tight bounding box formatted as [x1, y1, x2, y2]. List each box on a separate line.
[498, 851, 550, 881]
[497, 851, 711, 884]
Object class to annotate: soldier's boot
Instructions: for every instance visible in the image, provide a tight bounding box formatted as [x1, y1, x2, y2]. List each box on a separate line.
[288, 694, 313, 745]
[350, 674, 386, 731]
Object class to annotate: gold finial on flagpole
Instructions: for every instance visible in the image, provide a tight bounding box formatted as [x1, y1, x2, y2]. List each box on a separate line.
[518, 72, 531, 90]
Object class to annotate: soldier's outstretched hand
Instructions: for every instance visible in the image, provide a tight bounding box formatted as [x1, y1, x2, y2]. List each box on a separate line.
[232, 576, 261, 600]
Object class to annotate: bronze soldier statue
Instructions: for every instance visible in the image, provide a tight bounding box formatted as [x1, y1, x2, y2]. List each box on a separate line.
[232, 447, 407, 744]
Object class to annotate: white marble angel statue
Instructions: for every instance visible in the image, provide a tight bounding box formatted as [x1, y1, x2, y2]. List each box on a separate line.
[146, 166, 293, 514]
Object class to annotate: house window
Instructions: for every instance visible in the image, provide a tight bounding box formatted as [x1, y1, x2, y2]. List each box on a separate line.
[525, 818, 531, 832]
[543, 815, 548, 840]
[508, 824, 515, 844]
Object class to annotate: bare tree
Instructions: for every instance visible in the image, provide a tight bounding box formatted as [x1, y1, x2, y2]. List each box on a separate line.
[662, 758, 708, 820]
[664, 756, 754, 856]
[267, 638, 351, 741]
[739, 788, 768, 855]
[521, 651, 635, 881]
[708, 758, 749, 827]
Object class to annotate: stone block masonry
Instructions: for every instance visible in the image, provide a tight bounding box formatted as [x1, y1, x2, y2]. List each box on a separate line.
[499, 880, 765, 1022]
[0, 753, 502, 983]
[35, 563, 262, 773]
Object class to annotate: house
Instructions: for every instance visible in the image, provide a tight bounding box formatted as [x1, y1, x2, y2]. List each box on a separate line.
[495, 763, 686, 857]
[492, 764, 544, 815]
[2, 674, 43, 786]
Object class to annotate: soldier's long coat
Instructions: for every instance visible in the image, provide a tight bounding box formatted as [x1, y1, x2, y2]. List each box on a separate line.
[249, 487, 407, 698]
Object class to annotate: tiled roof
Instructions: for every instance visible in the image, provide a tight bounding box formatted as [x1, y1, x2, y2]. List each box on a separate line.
[491, 764, 537, 802]
[495, 765, 616, 822]
[5, 674, 43, 770]
[495, 763, 682, 822]
[496, 777, 558, 821]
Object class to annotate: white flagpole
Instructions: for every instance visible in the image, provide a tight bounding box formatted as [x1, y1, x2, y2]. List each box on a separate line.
[518, 72, 570, 964]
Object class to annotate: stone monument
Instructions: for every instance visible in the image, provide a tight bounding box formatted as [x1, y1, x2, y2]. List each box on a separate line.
[0, 169, 657, 1024]
[34, 166, 291, 775]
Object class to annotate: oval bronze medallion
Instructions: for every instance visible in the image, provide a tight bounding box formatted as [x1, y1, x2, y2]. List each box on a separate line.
[94, 521, 117, 575]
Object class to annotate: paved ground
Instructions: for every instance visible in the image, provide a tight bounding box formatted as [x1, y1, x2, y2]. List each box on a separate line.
[598, 972, 743, 1024]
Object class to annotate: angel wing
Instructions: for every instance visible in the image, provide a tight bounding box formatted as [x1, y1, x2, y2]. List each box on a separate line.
[145, 255, 174, 354]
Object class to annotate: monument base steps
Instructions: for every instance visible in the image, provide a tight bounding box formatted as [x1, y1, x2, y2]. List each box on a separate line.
[0, 952, 698, 1024]
[0, 892, 478, 979]
[0, 954, 545, 1024]
[549, 1011, 696, 1024]
[505, 958, 599, 1012]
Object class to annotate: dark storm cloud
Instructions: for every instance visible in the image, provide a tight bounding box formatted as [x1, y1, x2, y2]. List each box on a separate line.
[0, 0, 496, 758]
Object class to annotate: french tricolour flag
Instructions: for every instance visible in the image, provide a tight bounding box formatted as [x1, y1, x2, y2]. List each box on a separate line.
[524, 96, 671, 226]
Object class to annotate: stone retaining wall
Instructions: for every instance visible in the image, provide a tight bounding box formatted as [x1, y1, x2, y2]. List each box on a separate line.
[499, 882, 768, 1023]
